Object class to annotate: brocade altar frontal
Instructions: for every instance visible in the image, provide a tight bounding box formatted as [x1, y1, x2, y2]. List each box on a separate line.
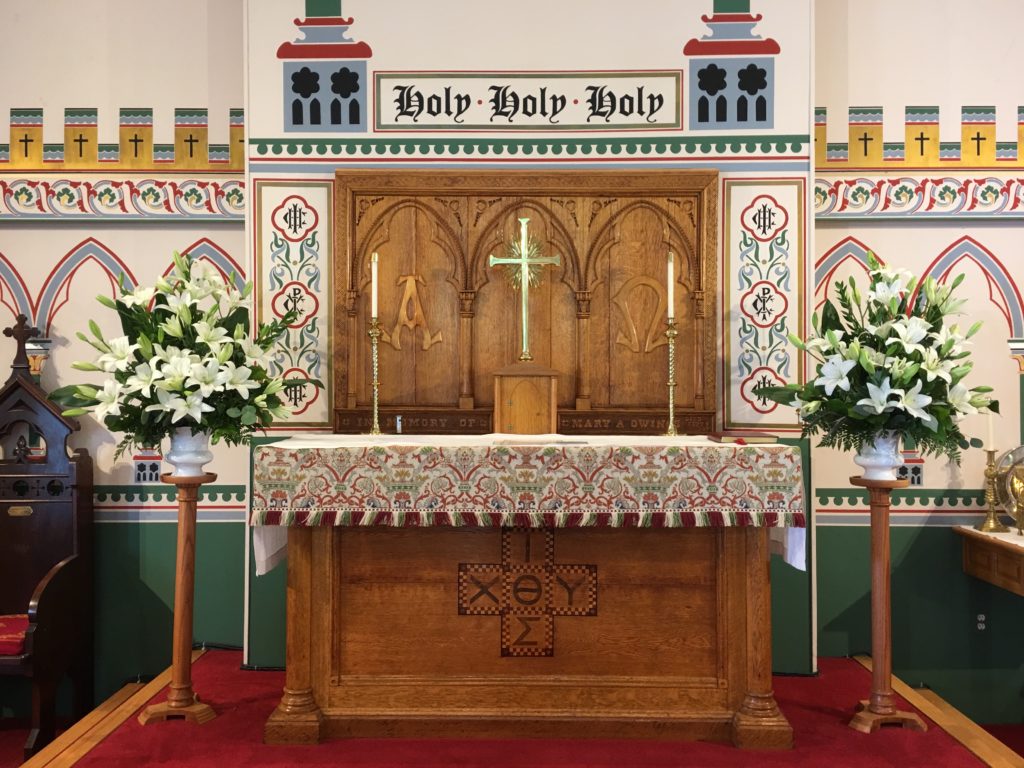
[250, 434, 805, 529]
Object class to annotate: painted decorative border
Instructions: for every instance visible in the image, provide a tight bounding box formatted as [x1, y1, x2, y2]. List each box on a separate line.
[254, 180, 333, 427]
[815, 176, 1024, 219]
[94, 485, 246, 503]
[723, 178, 806, 429]
[250, 135, 809, 159]
[816, 487, 985, 508]
[0, 178, 245, 220]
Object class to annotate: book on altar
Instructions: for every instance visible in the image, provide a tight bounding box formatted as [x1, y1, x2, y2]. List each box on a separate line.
[707, 431, 778, 444]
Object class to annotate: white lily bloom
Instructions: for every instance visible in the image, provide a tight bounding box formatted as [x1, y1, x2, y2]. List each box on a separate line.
[159, 315, 185, 339]
[930, 324, 968, 355]
[187, 262, 226, 301]
[176, 393, 215, 424]
[805, 331, 844, 356]
[885, 316, 931, 356]
[193, 321, 230, 353]
[158, 290, 194, 315]
[919, 347, 953, 383]
[220, 288, 250, 314]
[145, 387, 176, 413]
[159, 356, 195, 390]
[789, 394, 821, 418]
[814, 354, 856, 396]
[124, 363, 163, 398]
[186, 358, 230, 398]
[96, 336, 139, 373]
[94, 379, 124, 422]
[856, 377, 904, 415]
[118, 285, 156, 309]
[222, 362, 260, 399]
[239, 337, 271, 367]
[868, 280, 904, 305]
[898, 379, 933, 421]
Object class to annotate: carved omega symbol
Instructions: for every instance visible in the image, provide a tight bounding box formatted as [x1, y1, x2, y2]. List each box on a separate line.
[458, 528, 597, 657]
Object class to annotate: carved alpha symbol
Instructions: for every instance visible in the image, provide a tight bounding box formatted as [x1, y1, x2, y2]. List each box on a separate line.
[383, 274, 443, 350]
[458, 529, 597, 657]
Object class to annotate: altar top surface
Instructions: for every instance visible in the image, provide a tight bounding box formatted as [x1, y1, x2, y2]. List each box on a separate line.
[251, 433, 804, 529]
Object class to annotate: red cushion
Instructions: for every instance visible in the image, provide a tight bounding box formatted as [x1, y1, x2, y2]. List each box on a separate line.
[0, 614, 28, 655]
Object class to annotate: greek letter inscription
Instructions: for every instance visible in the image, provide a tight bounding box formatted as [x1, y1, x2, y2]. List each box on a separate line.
[457, 529, 598, 657]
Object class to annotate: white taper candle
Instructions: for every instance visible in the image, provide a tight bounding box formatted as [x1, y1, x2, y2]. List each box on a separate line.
[667, 251, 675, 322]
[371, 251, 379, 319]
[987, 411, 995, 450]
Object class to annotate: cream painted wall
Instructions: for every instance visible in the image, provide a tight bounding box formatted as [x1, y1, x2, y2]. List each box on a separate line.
[0, 0, 244, 145]
[816, 0, 1024, 143]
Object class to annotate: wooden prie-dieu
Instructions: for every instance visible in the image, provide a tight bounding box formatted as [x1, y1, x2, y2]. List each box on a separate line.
[260, 170, 797, 749]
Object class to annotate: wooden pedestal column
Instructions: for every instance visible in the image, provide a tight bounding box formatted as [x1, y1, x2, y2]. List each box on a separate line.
[848, 476, 926, 734]
[139, 473, 218, 726]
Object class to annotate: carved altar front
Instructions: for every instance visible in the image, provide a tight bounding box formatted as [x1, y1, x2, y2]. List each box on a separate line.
[333, 170, 717, 434]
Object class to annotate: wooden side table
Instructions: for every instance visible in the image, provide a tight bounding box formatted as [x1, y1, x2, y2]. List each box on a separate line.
[848, 475, 927, 734]
[139, 473, 218, 725]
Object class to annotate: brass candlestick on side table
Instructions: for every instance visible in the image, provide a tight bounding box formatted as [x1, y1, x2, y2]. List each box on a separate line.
[976, 448, 1009, 533]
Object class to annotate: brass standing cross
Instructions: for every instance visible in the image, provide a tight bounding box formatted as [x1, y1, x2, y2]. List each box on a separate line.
[488, 217, 561, 361]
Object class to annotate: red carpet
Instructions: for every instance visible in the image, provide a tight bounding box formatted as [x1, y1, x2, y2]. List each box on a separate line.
[0, 722, 26, 768]
[5, 653, 991, 767]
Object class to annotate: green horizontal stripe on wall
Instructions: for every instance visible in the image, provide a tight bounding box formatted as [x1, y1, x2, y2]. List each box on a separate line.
[816, 487, 985, 507]
[250, 135, 810, 157]
[94, 485, 246, 503]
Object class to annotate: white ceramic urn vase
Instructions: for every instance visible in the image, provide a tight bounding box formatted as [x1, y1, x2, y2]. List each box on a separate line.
[164, 427, 214, 478]
[852, 431, 903, 482]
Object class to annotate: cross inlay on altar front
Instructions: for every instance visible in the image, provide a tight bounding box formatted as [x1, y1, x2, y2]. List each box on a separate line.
[488, 217, 561, 361]
[4, 314, 39, 379]
[458, 528, 597, 657]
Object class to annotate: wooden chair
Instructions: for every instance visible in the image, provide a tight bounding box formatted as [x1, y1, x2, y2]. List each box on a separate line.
[0, 316, 93, 760]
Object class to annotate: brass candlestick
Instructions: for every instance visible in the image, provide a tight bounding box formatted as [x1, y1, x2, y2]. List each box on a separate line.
[976, 448, 1009, 533]
[368, 318, 382, 435]
[665, 319, 678, 436]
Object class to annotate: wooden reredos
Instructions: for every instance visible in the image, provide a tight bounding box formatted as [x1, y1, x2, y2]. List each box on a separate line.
[333, 170, 717, 434]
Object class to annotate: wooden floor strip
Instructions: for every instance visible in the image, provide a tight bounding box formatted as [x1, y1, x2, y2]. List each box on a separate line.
[20, 683, 144, 768]
[24, 650, 204, 768]
[854, 654, 1022, 768]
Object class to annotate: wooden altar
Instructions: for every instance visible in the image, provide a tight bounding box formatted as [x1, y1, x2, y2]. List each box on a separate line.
[251, 436, 804, 749]
[253, 169, 799, 748]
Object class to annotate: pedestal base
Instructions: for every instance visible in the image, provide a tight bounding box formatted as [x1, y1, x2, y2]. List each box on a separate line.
[849, 700, 927, 734]
[138, 696, 216, 725]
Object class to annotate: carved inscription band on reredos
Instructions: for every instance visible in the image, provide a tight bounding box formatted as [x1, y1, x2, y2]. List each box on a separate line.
[458, 528, 597, 657]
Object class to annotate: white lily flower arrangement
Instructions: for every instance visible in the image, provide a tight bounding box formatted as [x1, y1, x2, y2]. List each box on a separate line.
[50, 252, 313, 458]
[755, 252, 997, 462]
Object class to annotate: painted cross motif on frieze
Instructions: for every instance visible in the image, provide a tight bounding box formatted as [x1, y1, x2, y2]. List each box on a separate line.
[488, 218, 561, 362]
[458, 528, 597, 657]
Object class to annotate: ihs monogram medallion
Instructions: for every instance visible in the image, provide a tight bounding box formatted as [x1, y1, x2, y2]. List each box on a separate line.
[458, 529, 597, 657]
